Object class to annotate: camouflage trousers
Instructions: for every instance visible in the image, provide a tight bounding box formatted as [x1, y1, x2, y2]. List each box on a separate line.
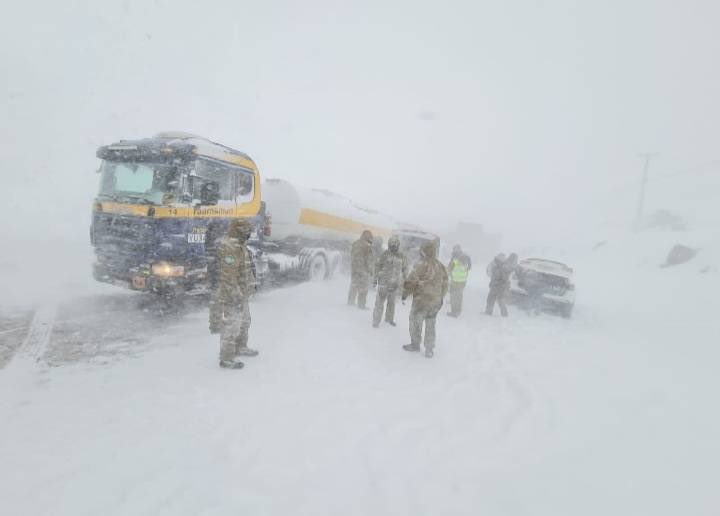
[209, 292, 222, 334]
[219, 301, 251, 361]
[485, 285, 508, 317]
[448, 281, 466, 316]
[347, 274, 370, 308]
[373, 285, 399, 325]
[409, 300, 441, 351]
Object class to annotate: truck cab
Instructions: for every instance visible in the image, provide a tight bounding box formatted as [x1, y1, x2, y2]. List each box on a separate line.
[91, 132, 266, 298]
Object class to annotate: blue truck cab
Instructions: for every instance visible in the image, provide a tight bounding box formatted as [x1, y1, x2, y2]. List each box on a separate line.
[91, 132, 267, 297]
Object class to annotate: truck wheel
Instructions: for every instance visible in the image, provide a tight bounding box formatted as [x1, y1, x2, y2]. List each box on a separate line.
[561, 304, 573, 319]
[308, 254, 327, 281]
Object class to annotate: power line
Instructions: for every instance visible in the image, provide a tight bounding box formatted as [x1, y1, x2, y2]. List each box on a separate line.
[648, 159, 720, 182]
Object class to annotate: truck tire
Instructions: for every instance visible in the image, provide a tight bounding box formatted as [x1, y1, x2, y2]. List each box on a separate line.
[308, 253, 328, 281]
[561, 304, 573, 319]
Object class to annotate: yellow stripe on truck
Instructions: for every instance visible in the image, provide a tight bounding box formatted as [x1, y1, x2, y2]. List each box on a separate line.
[98, 200, 261, 218]
[298, 208, 393, 238]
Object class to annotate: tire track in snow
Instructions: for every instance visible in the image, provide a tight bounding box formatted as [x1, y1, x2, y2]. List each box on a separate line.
[446, 310, 549, 442]
[10, 304, 57, 368]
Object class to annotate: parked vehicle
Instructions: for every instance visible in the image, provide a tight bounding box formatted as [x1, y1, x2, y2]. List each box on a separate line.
[508, 258, 576, 318]
[261, 178, 395, 283]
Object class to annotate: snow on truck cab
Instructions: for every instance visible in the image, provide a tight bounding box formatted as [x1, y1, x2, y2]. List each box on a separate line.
[508, 258, 576, 318]
[91, 132, 267, 297]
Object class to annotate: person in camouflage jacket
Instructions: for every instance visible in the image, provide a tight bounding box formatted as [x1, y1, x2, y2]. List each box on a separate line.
[485, 253, 510, 317]
[402, 241, 448, 357]
[372, 235, 408, 327]
[347, 230, 375, 309]
[212, 219, 257, 369]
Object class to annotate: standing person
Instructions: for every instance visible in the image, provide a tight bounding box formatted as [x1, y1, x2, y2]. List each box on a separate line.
[485, 253, 510, 317]
[213, 219, 258, 369]
[347, 230, 375, 309]
[372, 236, 408, 327]
[446, 244, 472, 317]
[402, 241, 448, 358]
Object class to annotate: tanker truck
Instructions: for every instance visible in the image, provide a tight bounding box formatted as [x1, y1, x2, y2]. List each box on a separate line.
[90, 132, 398, 296]
[261, 178, 397, 283]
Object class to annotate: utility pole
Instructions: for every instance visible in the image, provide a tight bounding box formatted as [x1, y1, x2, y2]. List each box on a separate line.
[635, 152, 658, 229]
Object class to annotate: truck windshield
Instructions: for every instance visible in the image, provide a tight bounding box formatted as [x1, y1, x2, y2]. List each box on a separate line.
[98, 160, 179, 205]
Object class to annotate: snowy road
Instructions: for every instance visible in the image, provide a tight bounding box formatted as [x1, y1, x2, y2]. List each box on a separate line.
[1, 250, 718, 515]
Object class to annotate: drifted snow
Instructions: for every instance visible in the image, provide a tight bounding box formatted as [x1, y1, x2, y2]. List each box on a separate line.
[0, 232, 718, 515]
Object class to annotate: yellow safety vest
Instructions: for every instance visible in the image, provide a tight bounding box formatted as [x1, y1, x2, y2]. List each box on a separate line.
[451, 258, 469, 283]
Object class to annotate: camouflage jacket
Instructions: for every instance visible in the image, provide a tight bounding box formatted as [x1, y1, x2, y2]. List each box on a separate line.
[403, 257, 448, 310]
[216, 237, 255, 305]
[351, 238, 374, 278]
[488, 259, 512, 288]
[375, 250, 408, 289]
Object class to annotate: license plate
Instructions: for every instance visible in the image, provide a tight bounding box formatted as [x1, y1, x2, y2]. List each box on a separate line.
[132, 276, 147, 289]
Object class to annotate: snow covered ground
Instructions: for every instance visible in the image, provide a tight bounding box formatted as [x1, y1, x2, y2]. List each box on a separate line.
[1, 229, 718, 515]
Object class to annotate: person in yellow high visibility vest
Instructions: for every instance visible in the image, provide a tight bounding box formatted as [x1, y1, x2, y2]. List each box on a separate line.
[446, 245, 472, 317]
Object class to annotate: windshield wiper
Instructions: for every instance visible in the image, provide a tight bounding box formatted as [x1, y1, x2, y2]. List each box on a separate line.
[97, 193, 161, 205]
[129, 197, 158, 206]
[117, 194, 158, 205]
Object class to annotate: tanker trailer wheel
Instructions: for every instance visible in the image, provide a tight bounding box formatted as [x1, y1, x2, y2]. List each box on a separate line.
[308, 253, 328, 281]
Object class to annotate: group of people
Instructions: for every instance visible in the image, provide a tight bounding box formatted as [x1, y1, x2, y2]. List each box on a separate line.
[347, 230, 519, 358]
[206, 220, 519, 369]
[347, 230, 448, 357]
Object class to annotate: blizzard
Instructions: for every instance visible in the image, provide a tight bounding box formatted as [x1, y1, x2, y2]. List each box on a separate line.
[1, 227, 718, 516]
[3, 2, 720, 514]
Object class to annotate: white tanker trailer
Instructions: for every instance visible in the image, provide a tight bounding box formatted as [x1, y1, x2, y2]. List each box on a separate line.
[260, 179, 398, 283]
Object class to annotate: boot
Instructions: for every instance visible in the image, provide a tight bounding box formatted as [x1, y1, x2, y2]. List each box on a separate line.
[237, 347, 259, 357]
[386, 321, 396, 326]
[219, 358, 244, 369]
[403, 343, 421, 352]
[425, 349, 434, 358]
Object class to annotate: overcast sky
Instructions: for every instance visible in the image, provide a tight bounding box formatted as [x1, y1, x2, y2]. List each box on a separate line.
[2, 0, 719, 242]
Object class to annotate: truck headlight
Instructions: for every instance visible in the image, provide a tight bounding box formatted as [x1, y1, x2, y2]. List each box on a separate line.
[152, 262, 185, 277]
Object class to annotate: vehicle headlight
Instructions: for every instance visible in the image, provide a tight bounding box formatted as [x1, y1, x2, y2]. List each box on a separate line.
[152, 262, 185, 277]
